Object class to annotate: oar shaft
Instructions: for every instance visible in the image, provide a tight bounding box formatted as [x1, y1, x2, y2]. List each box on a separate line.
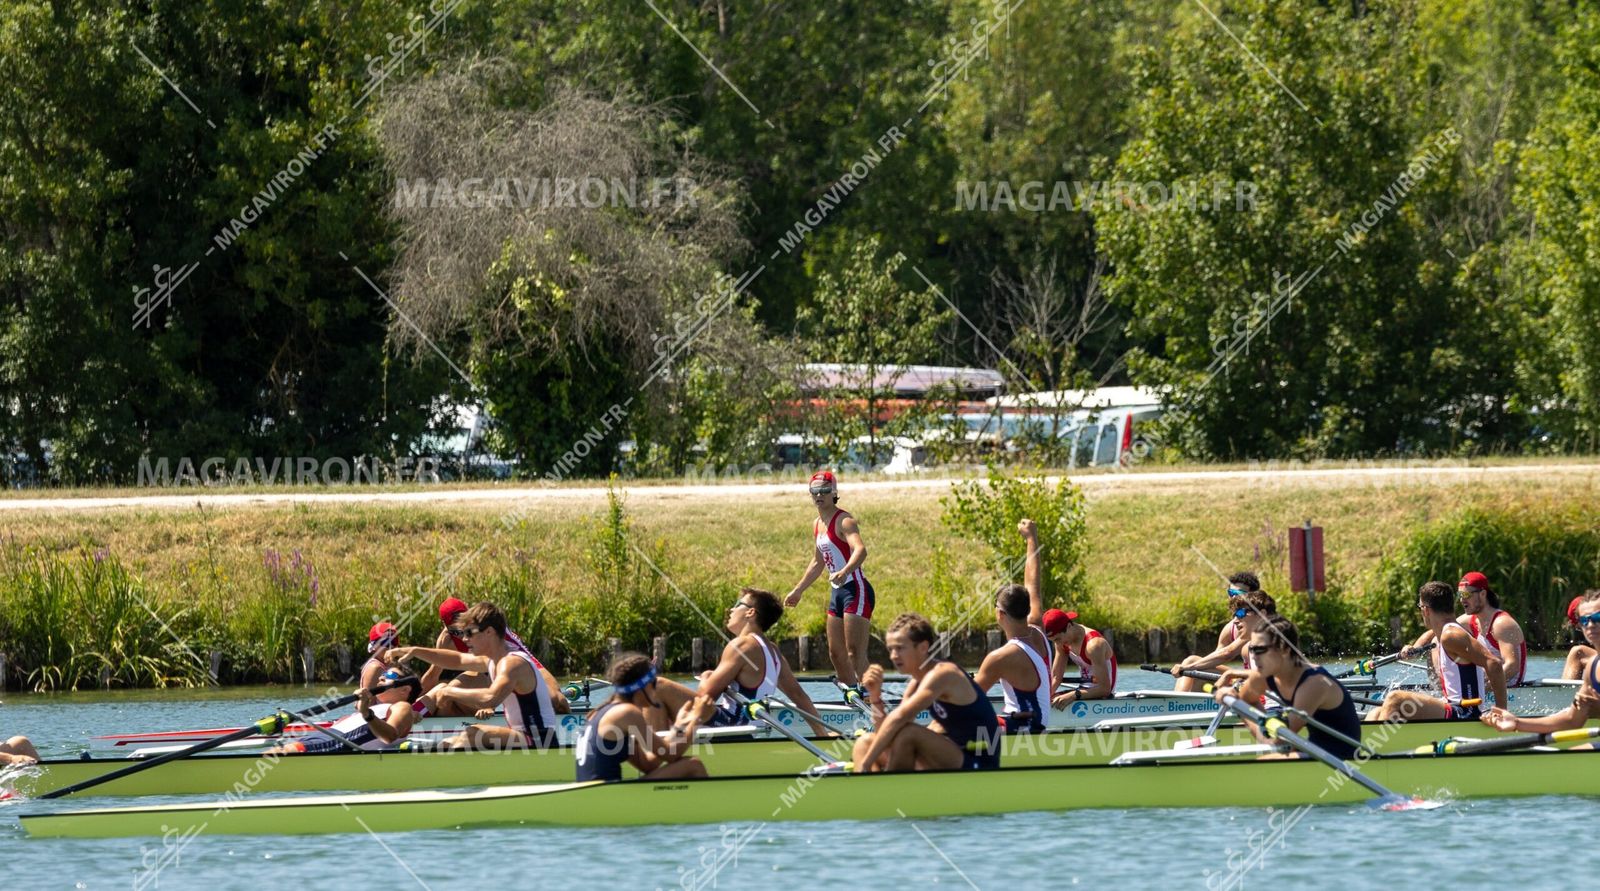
[728, 690, 836, 764]
[1433, 725, 1600, 755]
[1219, 694, 1400, 802]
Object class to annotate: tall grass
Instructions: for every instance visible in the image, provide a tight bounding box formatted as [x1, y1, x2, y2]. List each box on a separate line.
[1368, 504, 1600, 645]
[0, 543, 211, 690]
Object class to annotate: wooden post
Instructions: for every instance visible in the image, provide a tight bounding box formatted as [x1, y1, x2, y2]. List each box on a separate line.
[537, 638, 553, 669]
[652, 636, 667, 668]
[335, 645, 352, 678]
[798, 635, 812, 671]
[99, 666, 112, 689]
[985, 630, 1002, 651]
[692, 637, 707, 671]
[209, 650, 223, 685]
[301, 646, 316, 683]
[606, 638, 622, 666]
[1147, 628, 1164, 663]
[0, 653, 8, 691]
[1390, 615, 1403, 651]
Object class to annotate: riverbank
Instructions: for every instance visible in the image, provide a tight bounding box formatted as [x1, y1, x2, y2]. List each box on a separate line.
[2, 463, 1597, 688]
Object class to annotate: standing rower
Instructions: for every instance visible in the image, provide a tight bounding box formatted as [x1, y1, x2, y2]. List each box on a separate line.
[387, 601, 561, 749]
[1045, 608, 1118, 707]
[973, 519, 1051, 733]
[852, 613, 1000, 772]
[674, 588, 838, 739]
[1215, 616, 1362, 760]
[1173, 572, 1262, 692]
[785, 471, 874, 689]
[575, 653, 707, 781]
[1482, 590, 1600, 750]
[1370, 581, 1506, 723]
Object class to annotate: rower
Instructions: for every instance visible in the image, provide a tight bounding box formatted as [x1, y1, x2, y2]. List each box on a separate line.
[575, 653, 706, 781]
[1482, 590, 1600, 750]
[388, 601, 561, 749]
[272, 670, 423, 754]
[674, 588, 837, 739]
[0, 734, 39, 767]
[1457, 571, 1526, 688]
[851, 612, 1000, 772]
[1045, 608, 1118, 707]
[427, 596, 568, 715]
[1369, 581, 1506, 723]
[784, 470, 874, 689]
[973, 519, 1051, 733]
[1562, 593, 1596, 681]
[1173, 571, 1262, 693]
[1171, 589, 1278, 686]
[1214, 616, 1362, 760]
[361, 622, 401, 689]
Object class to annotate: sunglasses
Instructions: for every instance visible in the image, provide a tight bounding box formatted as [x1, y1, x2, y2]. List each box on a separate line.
[1247, 644, 1274, 656]
[1578, 613, 1600, 628]
[729, 600, 754, 612]
[1226, 587, 1247, 597]
[1234, 607, 1249, 618]
[451, 625, 486, 639]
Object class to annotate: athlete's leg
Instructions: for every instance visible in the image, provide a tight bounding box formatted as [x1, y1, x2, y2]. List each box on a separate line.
[886, 724, 964, 772]
[1367, 690, 1446, 723]
[0, 735, 39, 763]
[648, 677, 699, 731]
[843, 614, 872, 682]
[826, 615, 857, 685]
[459, 723, 530, 750]
[645, 756, 707, 780]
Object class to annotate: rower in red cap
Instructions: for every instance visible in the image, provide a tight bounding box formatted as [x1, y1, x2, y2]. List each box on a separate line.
[1563, 594, 1596, 681]
[1403, 570, 1527, 695]
[422, 596, 568, 715]
[1044, 606, 1118, 707]
[785, 470, 875, 691]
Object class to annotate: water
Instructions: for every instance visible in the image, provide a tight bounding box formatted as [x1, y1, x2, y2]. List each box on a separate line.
[1, 656, 1590, 890]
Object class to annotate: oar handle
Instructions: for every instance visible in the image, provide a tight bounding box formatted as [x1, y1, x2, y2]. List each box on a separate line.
[1425, 725, 1600, 756]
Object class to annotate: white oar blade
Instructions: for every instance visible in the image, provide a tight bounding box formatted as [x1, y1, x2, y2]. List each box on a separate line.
[1373, 795, 1446, 812]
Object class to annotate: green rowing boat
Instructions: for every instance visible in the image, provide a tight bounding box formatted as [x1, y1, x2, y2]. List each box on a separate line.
[15, 717, 1598, 799]
[19, 747, 1600, 838]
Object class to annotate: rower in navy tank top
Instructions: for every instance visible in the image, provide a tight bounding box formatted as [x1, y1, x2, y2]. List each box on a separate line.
[575, 654, 706, 782]
[1265, 665, 1362, 760]
[929, 666, 1002, 769]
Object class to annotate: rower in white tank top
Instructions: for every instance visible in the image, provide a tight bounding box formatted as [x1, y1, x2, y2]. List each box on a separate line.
[492, 650, 559, 746]
[998, 631, 1052, 732]
[1434, 621, 1488, 707]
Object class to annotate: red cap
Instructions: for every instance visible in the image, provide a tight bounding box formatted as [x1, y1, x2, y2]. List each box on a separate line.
[439, 597, 468, 624]
[367, 621, 396, 653]
[1569, 596, 1585, 627]
[1043, 608, 1077, 636]
[808, 470, 837, 493]
[1458, 572, 1490, 590]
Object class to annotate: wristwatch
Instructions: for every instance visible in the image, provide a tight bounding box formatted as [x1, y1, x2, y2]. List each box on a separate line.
[361, 708, 377, 722]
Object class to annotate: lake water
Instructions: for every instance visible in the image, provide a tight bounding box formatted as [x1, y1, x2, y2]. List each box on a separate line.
[0, 655, 1589, 890]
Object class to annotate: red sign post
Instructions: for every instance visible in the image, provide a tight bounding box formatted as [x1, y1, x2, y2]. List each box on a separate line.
[1289, 520, 1324, 599]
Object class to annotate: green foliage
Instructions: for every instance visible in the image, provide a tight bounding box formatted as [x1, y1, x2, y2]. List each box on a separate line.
[0, 544, 210, 690]
[1368, 505, 1600, 645]
[940, 466, 1089, 608]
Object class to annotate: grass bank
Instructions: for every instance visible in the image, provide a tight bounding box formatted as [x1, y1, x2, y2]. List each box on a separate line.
[2, 464, 1598, 688]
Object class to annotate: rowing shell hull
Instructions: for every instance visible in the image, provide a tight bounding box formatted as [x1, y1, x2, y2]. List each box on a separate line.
[20, 748, 1600, 838]
[19, 718, 1599, 799]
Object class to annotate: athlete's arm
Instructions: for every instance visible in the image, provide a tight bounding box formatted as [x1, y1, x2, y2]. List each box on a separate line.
[1401, 629, 1435, 658]
[437, 653, 528, 710]
[1049, 641, 1068, 692]
[540, 667, 571, 714]
[831, 515, 868, 584]
[1176, 625, 1235, 674]
[786, 551, 826, 606]
[1019, 518, 1043, 626]
[1080, 638, 1115, 700]
[1184, 636, 1248, 672]
[774, 659, 838, 738]
[854, 666, 954, 772]
[419, 628, 452, 691]
[864, 663, 892, 727]
[693, 639, 752, 705]
[359, 657, 385, 690]
[387, 646, 491, 674]
[1493, 615, 1525, 684]
[1212, 668, 1271, 745]
[972, 647, 1013, 696]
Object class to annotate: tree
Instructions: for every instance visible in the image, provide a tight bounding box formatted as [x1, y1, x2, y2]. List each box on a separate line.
[795, 237, 951, 465]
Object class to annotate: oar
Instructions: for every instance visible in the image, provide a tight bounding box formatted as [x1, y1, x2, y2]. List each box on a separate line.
[1217, 693, 1440, 811]
[1175, 703, 1230, 750]
[1168, 665, 1386, 708]
[1421, 726, 1600, 756]
[725, 689, 848, 769]
[41, 680, 412, 800]
[1335, 643, 1435, 679]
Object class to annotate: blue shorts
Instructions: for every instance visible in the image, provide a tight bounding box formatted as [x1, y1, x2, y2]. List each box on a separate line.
[827, 576, 875, 619]
[1443, 702, 1482, 721]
